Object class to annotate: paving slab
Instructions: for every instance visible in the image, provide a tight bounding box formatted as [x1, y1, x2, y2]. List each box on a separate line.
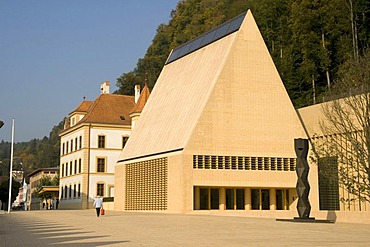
[1, 210, 369, 246]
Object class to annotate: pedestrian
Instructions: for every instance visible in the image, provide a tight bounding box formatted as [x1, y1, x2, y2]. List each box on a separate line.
[93, 196, 103, 217]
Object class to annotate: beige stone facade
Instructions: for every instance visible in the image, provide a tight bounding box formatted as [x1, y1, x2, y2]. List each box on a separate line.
[298, 102, 370, 215]
[28, 167, 59, 210]
[114, 10, 370, 223]
[114, 11, 322, 219]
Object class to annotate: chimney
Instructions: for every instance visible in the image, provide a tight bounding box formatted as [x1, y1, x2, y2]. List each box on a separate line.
[134, 84, 141, 103]
[100, 81, 110, 94]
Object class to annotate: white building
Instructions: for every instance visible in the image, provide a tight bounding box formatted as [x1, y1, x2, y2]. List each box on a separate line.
[59, 81, 141, 209]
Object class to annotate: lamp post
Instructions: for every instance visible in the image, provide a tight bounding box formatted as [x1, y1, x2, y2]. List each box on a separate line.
[8, 119, 15, 213]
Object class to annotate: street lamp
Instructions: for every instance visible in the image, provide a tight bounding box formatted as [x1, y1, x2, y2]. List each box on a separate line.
[8, 119, 15, 213]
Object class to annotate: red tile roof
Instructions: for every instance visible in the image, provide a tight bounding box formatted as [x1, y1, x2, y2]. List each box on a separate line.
[79, 94, 135, 125]
[70, 100, 94, 114]
[131, 84, 150, 114]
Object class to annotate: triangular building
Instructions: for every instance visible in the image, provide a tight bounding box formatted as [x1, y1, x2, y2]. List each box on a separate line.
[115, 10, 317, 216]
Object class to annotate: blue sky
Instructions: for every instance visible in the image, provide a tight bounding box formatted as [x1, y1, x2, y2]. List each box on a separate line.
[0, 0, 179, 142]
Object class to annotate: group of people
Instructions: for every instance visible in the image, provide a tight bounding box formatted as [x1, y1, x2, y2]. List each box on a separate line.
[42, 198, 59, 210]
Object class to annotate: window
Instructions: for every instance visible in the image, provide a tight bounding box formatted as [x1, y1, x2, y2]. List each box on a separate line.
[98, 135, 105, 148]
[210, 189, 219, 209]
[66, 141, 69, 153]
[318, 157, 340, 210]
[109, 186, 115, 197]
[79, 136, 82, 149]
[97, 158, 105, 172]
[251, 189, 260, 210]
[69, 185, 72, 198]
[276, 189, 289, 210]
[226, 189, 234, 209]
[61, 186, 63, 199]
[122, 136, 129, 148]
[65, 164, 68, 176]
[64, 185, 68, 199]
[71, 140, 74, 152]
[74, 160, 77, 174]
[75, 137, 78, 150]
[199, 188, 208, 210]
[61, 164, 64, 177]
[261, 189, 270, 210]
[236, 189, 245, 210]
[79, 159, 82, 173]
[97, 183, 104, 197]
[62, 143, 65, 155]
[70, 161, 73, 175]
[78, 184, 81, 197]
[217, 156, 223, 169]
[73, 184, 76, 198]
[197, 188, 219, 210]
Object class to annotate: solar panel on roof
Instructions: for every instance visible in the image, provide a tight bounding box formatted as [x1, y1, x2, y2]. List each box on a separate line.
[212, 22, 232, 41]
[228, 14, 245, 33]
[177, 42, 192, 58]
[166, 46, 182, 64]
[187, 36, 203, 54]
[199, 30, 216, 47]
[165, 12, 246, 65]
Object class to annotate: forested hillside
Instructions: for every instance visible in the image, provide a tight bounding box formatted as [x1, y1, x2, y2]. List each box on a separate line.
[116, 0, 370, 108]
[1, 0, 369, 177]
[0, 121, 63, 178]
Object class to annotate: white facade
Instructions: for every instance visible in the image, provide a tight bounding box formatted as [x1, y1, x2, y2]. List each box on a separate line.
[59, 124, 131, 209]
[59, 84, 136, 209]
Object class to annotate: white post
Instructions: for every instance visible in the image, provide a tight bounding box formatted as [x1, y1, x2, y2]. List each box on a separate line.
[7, 118, 15, 214]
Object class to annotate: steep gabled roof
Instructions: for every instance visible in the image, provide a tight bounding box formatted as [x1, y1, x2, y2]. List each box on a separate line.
[79, 94, 135, 125]
[118, 10, 306, 162]
[118, 15, 240, 160]
[130, 84, 150, 114]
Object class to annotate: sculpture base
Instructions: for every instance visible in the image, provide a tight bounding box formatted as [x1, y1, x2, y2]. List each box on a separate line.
[276, 217, 334, 223]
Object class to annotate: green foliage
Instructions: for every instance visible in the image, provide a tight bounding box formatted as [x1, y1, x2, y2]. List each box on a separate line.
[115, 0, 370, 108]
[0, 178, 21, 207]
[0, 120, 63, 177]
[35, 174, 60, 200]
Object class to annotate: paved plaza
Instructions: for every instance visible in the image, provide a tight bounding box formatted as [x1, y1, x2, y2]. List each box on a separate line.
[1, 210, 369, 247]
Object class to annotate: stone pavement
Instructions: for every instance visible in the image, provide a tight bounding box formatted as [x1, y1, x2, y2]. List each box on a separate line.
[1, 210, 370, 247]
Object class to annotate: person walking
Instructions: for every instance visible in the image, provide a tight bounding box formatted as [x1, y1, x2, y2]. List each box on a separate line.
[93, 196, 103, 217]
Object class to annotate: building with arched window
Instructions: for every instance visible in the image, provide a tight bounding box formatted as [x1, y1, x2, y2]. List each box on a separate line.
[59, 82, 149, 209]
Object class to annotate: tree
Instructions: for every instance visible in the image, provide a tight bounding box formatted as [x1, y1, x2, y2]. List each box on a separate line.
[34, 174, 59, 201]
[0, 178, 21, 210]
[314, 50, 370, 205]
